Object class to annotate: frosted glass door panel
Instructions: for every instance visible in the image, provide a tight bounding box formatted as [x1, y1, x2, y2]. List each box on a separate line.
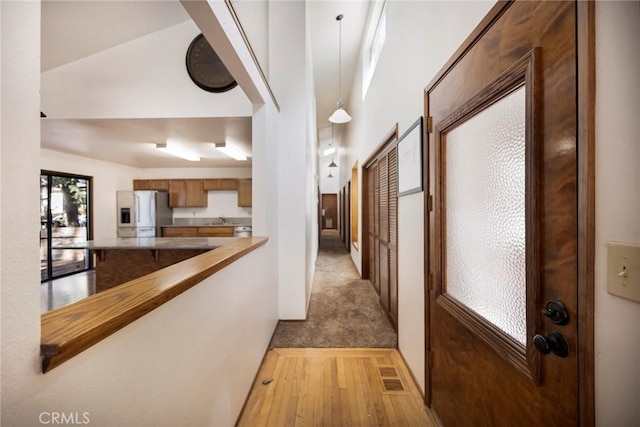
[445, 86, 526, 345]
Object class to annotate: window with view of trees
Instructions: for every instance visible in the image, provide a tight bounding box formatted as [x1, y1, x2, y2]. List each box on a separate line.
[40, 171, 92, 281]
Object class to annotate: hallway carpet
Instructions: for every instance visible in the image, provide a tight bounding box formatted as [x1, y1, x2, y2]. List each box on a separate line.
[270, 233, 397, 348]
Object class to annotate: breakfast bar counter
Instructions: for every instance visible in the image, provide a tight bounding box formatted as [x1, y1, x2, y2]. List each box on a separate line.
[54, 237, 240, 292]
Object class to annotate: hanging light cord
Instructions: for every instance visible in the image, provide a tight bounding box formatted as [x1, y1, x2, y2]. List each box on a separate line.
[337, 14, 344, 101]
[332, 125, 335, 162]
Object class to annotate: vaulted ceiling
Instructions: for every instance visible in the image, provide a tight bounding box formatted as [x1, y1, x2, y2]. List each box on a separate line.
[40, 0, 370, 168]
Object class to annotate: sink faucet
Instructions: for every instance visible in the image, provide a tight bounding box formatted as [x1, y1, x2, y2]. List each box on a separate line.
[219, 215, 227, 225]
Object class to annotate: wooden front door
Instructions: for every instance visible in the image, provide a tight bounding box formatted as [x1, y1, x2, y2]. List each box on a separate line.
[321, 194, 337, 230]
[426, 1, 585, 424]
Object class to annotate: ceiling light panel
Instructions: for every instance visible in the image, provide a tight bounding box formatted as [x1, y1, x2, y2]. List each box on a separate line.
[155, 143, 200, 161]
[213, 142, 248, 161]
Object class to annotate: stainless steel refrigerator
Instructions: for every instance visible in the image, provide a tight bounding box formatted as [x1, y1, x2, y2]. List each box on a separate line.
[116, 191, 172, 237]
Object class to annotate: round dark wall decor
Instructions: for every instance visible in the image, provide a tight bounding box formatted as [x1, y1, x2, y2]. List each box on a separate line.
[185, 33, 237, 93]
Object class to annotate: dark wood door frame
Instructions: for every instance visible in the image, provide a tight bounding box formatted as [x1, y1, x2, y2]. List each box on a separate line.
[321, 193, 338, 230]
[317, 186, 321, 247]
[346, 181, 351, 251]
[422, 1, 595, 424]
[576, 3, 596, 423]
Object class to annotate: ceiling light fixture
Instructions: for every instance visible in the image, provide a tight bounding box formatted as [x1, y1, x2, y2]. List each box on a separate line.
[213, 142, 248, 161]
[155, 143, 200, 161]
[328, 14, 352, 124]
[323, 147, 336, 156]
[328, 170, 334, 178]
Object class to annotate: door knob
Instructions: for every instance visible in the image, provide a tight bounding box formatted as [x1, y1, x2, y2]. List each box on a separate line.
[541, 300, 569, 325]
[533, 331, 568, 358]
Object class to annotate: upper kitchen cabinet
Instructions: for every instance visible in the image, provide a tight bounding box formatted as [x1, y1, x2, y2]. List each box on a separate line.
[133, 179, 169, 191]
[237, 179, 252, 207]
[202, 178, 238, 191]
[169, 179, 207, 207]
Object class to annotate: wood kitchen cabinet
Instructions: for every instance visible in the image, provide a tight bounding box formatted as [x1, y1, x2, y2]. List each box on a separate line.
[202, 178, 238, 191]
[161, 226, 234, 237]
[161, 227, 199, 237]
[168, 179, 207, 207]
[132, 177, 250, 207]
[133, 179, 169, 191]
[197, 226, 234, 237]
[237, 179, 252, 207]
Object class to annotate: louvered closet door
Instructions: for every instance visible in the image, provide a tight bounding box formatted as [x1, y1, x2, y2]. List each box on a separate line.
[373, 164, 380, 293]
[378, 156, 390, 312]
[368, 168, 376, 285]
[388, 148, 398, 323]
[365, 145, 398, 329]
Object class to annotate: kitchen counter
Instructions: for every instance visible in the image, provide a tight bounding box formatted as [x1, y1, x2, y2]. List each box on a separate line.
[54, 237, 240, 292]
[53, 237, 237, 250]
[161, 224, 240, 228]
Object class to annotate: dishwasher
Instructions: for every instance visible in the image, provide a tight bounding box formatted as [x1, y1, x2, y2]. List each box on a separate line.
[233, 226, 252, 237]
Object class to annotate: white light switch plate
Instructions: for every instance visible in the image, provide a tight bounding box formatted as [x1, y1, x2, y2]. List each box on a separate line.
[607, 242, 640, 303]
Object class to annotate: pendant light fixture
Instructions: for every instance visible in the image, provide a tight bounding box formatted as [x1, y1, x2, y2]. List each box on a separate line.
[329, 124, 338, 168]
[328, 170, 334, 178]
[329, 14, 352, 124]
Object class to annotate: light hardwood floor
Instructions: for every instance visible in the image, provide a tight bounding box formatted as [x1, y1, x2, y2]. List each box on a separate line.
[238, 348, 438, 427]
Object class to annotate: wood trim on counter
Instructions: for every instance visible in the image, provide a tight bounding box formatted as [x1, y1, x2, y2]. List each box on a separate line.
[41, 237, 269, 373]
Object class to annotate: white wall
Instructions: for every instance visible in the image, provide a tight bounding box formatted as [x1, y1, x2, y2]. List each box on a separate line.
[1, 4, 42, 423]
[9, 245, 278, 426]
[41, 20, 252, 119]
[305, 7, 319, 306]
[231, 0, 269, 79]
[594, 2, 640, 425]
[2, 2, 280, 425]
[398, 192, 425, 394]
[41, 149, 137, 239]
[342, 0, 495, 273]
[320, 154, 340, 194]
[173, 192, 252, 219]
[340, 0, 495, 383]
[270, 0, 315, 319]
[137, 167, 251, 180]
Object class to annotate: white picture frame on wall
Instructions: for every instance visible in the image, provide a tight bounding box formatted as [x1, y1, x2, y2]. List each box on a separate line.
[397, 117, 424, 197]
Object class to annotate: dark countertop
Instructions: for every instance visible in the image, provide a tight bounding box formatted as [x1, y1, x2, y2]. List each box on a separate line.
[53, 237, 239, 250]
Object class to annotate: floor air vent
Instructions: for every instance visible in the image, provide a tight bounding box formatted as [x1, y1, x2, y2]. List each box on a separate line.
[379, 367, 399, 378]
[378, 366, 406, 392]
[382, 378, 405, 392]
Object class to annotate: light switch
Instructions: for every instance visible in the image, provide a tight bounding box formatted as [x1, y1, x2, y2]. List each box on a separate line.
[607, 242, 640, 303]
